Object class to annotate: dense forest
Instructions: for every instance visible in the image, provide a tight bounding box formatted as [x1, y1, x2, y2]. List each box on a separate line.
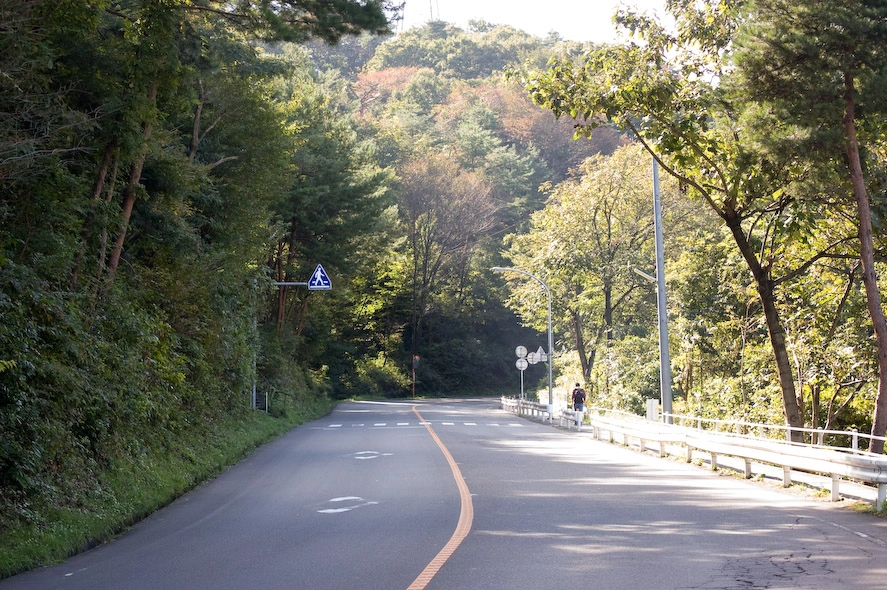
[3, 0, 887, 572]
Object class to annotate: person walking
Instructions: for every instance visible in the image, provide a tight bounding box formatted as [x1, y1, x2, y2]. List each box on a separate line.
[571, 383, 586, 426]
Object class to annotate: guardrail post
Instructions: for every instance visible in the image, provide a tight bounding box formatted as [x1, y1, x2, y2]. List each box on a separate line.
[830, 474, 840, 502]
[852, 428, 859, 452]
[686, 446, 693, 463]
[743, 458, 752, 479]
[782, 465, 792, 488]
[711, 452, 718, 471]
[878, 484, 886, 511]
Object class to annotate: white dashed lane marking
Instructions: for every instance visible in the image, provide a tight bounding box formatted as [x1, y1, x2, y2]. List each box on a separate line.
[323, 421, 524, 429]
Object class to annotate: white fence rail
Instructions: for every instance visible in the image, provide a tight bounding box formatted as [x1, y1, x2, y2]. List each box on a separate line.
[500, 397, 887, 509]
[500, 397, 552, 423]
[668, 412, 886, 453]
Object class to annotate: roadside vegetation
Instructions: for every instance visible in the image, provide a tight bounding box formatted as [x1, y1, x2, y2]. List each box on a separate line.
[0, 399, 335, 578]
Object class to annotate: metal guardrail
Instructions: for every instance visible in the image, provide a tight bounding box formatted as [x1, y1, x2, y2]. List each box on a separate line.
[668, 412, 884, 452]
[500, 398, 887, 509]
[559, 408, 584, 431]
[500, 398, 552, 423]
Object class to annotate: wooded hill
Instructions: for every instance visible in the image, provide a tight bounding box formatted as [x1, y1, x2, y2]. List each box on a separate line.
[3, 0, 887, 570]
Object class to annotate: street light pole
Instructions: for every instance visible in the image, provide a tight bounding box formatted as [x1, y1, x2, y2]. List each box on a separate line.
[652, 159, 673, 423]
[492, 266, 554, 407]
[627, 160, 673, 424]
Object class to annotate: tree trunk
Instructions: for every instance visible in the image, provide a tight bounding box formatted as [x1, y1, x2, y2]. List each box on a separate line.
[274, 239, 287, 332]
[725, 216, 804, 442]
[71, 140, 115, 290]
[276, 285, 288, 332]
[106, 81, 159, 281]
[603, 283, 613, 345]
[843, 73, 887, 454]
[811, 382, 820, 429]
[572, 309, 589, 381]
[189, 80, 205, 163]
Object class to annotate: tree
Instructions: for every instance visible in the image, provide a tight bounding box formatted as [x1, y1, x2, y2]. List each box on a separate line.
[268, 63, 394, 336]
[191, 0, 397, 44]
[734, 0, 887, 451]
[502, 143, 700, 399]
[436, 82, 623, 184]
[366, 20, 541, 79]
[0, 0, 400, 528]
[82, 0, 397, 282]
[517, 0, 850, 439]
[398, 153, 498, 360]
[0, 0, 93, 187]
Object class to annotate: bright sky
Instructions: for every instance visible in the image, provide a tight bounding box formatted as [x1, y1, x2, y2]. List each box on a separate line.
[397, 0, 668, 43]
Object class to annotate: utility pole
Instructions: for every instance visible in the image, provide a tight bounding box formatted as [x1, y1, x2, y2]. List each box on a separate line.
[652, 159, 673, 423]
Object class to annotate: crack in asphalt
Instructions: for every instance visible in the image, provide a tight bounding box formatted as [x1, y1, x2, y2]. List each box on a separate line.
[680, 550, 835, 589]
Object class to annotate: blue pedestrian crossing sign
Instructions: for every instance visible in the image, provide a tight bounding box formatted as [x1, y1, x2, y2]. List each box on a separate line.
[308, 264, 332, 291]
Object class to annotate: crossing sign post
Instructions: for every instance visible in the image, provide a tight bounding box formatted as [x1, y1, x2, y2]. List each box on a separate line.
[272, 263, 332, 290]
[307, 264, 332, 291]
[261, 264, 331, 411]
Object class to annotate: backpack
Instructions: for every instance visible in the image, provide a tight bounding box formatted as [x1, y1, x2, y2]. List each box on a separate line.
[573, 387, 586, 404]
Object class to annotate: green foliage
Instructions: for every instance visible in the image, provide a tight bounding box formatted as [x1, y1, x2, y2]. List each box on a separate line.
[517, 0, 859, 436]
[190, 0, 397, 44]
[0, 0, 406, 572]
[732, 0, 887, 447]
[351, 353, 412, 396]
[367, 21, 544, 79]
[502, 144, 682, 383]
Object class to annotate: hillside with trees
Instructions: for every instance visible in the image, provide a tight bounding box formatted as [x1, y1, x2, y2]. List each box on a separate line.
[3, 0, 887, 575]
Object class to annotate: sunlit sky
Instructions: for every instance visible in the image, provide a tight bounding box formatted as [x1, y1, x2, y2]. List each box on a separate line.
[396, 0, 668, 43]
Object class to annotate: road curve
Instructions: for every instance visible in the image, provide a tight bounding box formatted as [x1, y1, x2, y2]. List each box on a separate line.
[4, 398, 887, 589]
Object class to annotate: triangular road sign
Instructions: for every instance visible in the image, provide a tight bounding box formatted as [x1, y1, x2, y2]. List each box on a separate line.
[308, 264, 332, 290]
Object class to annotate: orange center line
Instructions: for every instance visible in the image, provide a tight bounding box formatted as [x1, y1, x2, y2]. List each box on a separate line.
[407, 405, 474, 590]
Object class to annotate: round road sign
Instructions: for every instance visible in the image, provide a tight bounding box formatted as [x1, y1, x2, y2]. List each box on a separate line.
[516, 358, 529, 371]
[515, 345, 528, 358]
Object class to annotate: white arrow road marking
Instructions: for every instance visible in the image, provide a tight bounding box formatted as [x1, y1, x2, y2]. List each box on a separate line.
[352, 451, 393, 460]
[318, 497, 379, 514]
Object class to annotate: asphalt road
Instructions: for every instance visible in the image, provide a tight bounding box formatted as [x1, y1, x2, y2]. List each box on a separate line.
[4, 398, 887, 589]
